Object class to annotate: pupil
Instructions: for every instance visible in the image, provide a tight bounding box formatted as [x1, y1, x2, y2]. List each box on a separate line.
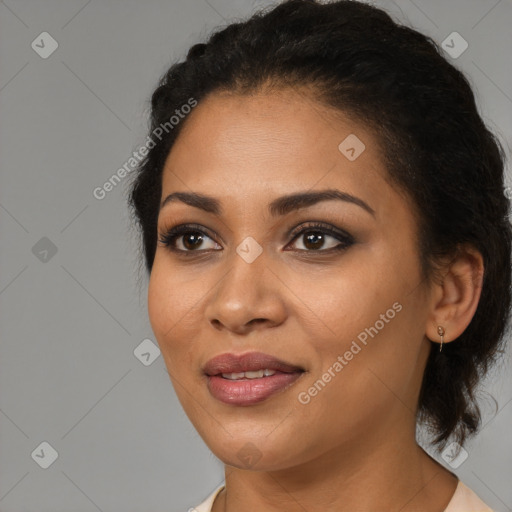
[305, 232, 324, 250]
[184, 232, 203, 250]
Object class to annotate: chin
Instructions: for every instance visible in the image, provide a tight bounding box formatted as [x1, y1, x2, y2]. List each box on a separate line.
[200, 430, 309, 472]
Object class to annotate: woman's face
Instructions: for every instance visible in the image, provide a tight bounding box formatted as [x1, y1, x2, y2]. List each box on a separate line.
[148, 88, 434, 471]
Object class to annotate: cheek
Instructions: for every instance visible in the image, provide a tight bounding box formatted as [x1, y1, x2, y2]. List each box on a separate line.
[286, 254, 401, 342]
[147, 264, 171, 339]
[297, 248, 424, 396]
[294, 309, 420, 447]
[315, 290, 427, 424]
[147, 261, 198, 363]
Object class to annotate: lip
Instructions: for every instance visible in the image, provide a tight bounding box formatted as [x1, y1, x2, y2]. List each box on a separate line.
[203, 351, 304, 376]
[203, 351, 305, 406]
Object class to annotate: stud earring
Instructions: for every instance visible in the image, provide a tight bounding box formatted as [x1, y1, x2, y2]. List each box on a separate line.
[437, 326, 445, 352]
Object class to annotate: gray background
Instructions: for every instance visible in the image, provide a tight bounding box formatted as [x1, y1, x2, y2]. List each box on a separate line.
[0, 0, 511, 511]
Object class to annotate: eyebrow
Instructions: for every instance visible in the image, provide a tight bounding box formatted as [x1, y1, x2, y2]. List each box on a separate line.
[159, 189, 375, 217]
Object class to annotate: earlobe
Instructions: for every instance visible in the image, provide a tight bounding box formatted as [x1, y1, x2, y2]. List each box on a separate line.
[425, 245, 484, 349]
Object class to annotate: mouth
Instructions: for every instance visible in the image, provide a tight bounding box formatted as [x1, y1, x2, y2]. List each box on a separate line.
[203, 351, 305, 406]
[220, 368, 281, 380]
[203, 351, 305, 375]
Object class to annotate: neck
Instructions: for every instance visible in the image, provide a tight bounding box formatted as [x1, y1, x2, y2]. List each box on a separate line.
[213, 424, 458, 512]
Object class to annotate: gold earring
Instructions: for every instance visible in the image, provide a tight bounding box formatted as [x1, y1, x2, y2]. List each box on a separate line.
[437, 326, 445, 352]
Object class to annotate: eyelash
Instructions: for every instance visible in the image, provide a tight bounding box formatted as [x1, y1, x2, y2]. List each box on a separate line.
[157, 222, 355, 257]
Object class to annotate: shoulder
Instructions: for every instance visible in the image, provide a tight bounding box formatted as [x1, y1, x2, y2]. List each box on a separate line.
[444, 480, 495, 512]
[189, 483, 225, 512]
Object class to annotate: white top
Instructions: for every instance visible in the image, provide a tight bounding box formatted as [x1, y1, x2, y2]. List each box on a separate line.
[190, 480, 494, 512]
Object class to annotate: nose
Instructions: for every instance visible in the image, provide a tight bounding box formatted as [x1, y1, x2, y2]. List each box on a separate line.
[204, 248, 287, 335]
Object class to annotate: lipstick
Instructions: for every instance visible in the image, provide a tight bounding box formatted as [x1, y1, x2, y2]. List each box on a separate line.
[203, 351, 305, 406]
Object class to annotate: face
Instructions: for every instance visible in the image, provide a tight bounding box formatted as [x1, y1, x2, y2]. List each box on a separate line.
[148, 88, 434, 472]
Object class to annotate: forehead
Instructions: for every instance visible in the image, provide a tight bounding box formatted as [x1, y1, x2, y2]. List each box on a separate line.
[161, 89, 390, 214]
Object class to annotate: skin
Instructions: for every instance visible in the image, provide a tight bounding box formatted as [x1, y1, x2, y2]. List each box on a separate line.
[147, 87, 484, 512]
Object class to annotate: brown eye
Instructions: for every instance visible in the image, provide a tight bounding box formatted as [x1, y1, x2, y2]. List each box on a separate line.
[299, 231, 330, 250]
[180, 232, 205, 251]
[158, 224, 221, 253]
[288, 223, 355, 252]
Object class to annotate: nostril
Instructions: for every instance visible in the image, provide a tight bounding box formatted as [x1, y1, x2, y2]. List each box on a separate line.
[248, 318, 266, 326]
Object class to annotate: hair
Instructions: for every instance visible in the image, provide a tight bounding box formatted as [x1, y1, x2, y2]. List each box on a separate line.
[127, 0, 512, 450]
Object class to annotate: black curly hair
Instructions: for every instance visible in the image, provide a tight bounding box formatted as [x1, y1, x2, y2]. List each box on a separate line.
[127, 0, 512, 450]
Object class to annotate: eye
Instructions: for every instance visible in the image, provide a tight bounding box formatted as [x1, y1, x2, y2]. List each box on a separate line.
[158, 223, 221, 254]
[287, 222, 355, 252]
[158, 221, 355, 256]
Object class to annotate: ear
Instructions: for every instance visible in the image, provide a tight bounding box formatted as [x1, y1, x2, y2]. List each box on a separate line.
[425, 244, 484, 347]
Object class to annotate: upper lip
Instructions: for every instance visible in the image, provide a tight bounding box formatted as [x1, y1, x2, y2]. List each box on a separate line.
[203, 351, 305, 376]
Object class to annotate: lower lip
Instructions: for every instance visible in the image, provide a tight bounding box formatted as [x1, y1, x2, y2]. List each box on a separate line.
[206, 372, 303, 406]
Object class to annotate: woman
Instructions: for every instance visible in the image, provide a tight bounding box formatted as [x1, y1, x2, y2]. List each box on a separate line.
[128, 1, 511, 510]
